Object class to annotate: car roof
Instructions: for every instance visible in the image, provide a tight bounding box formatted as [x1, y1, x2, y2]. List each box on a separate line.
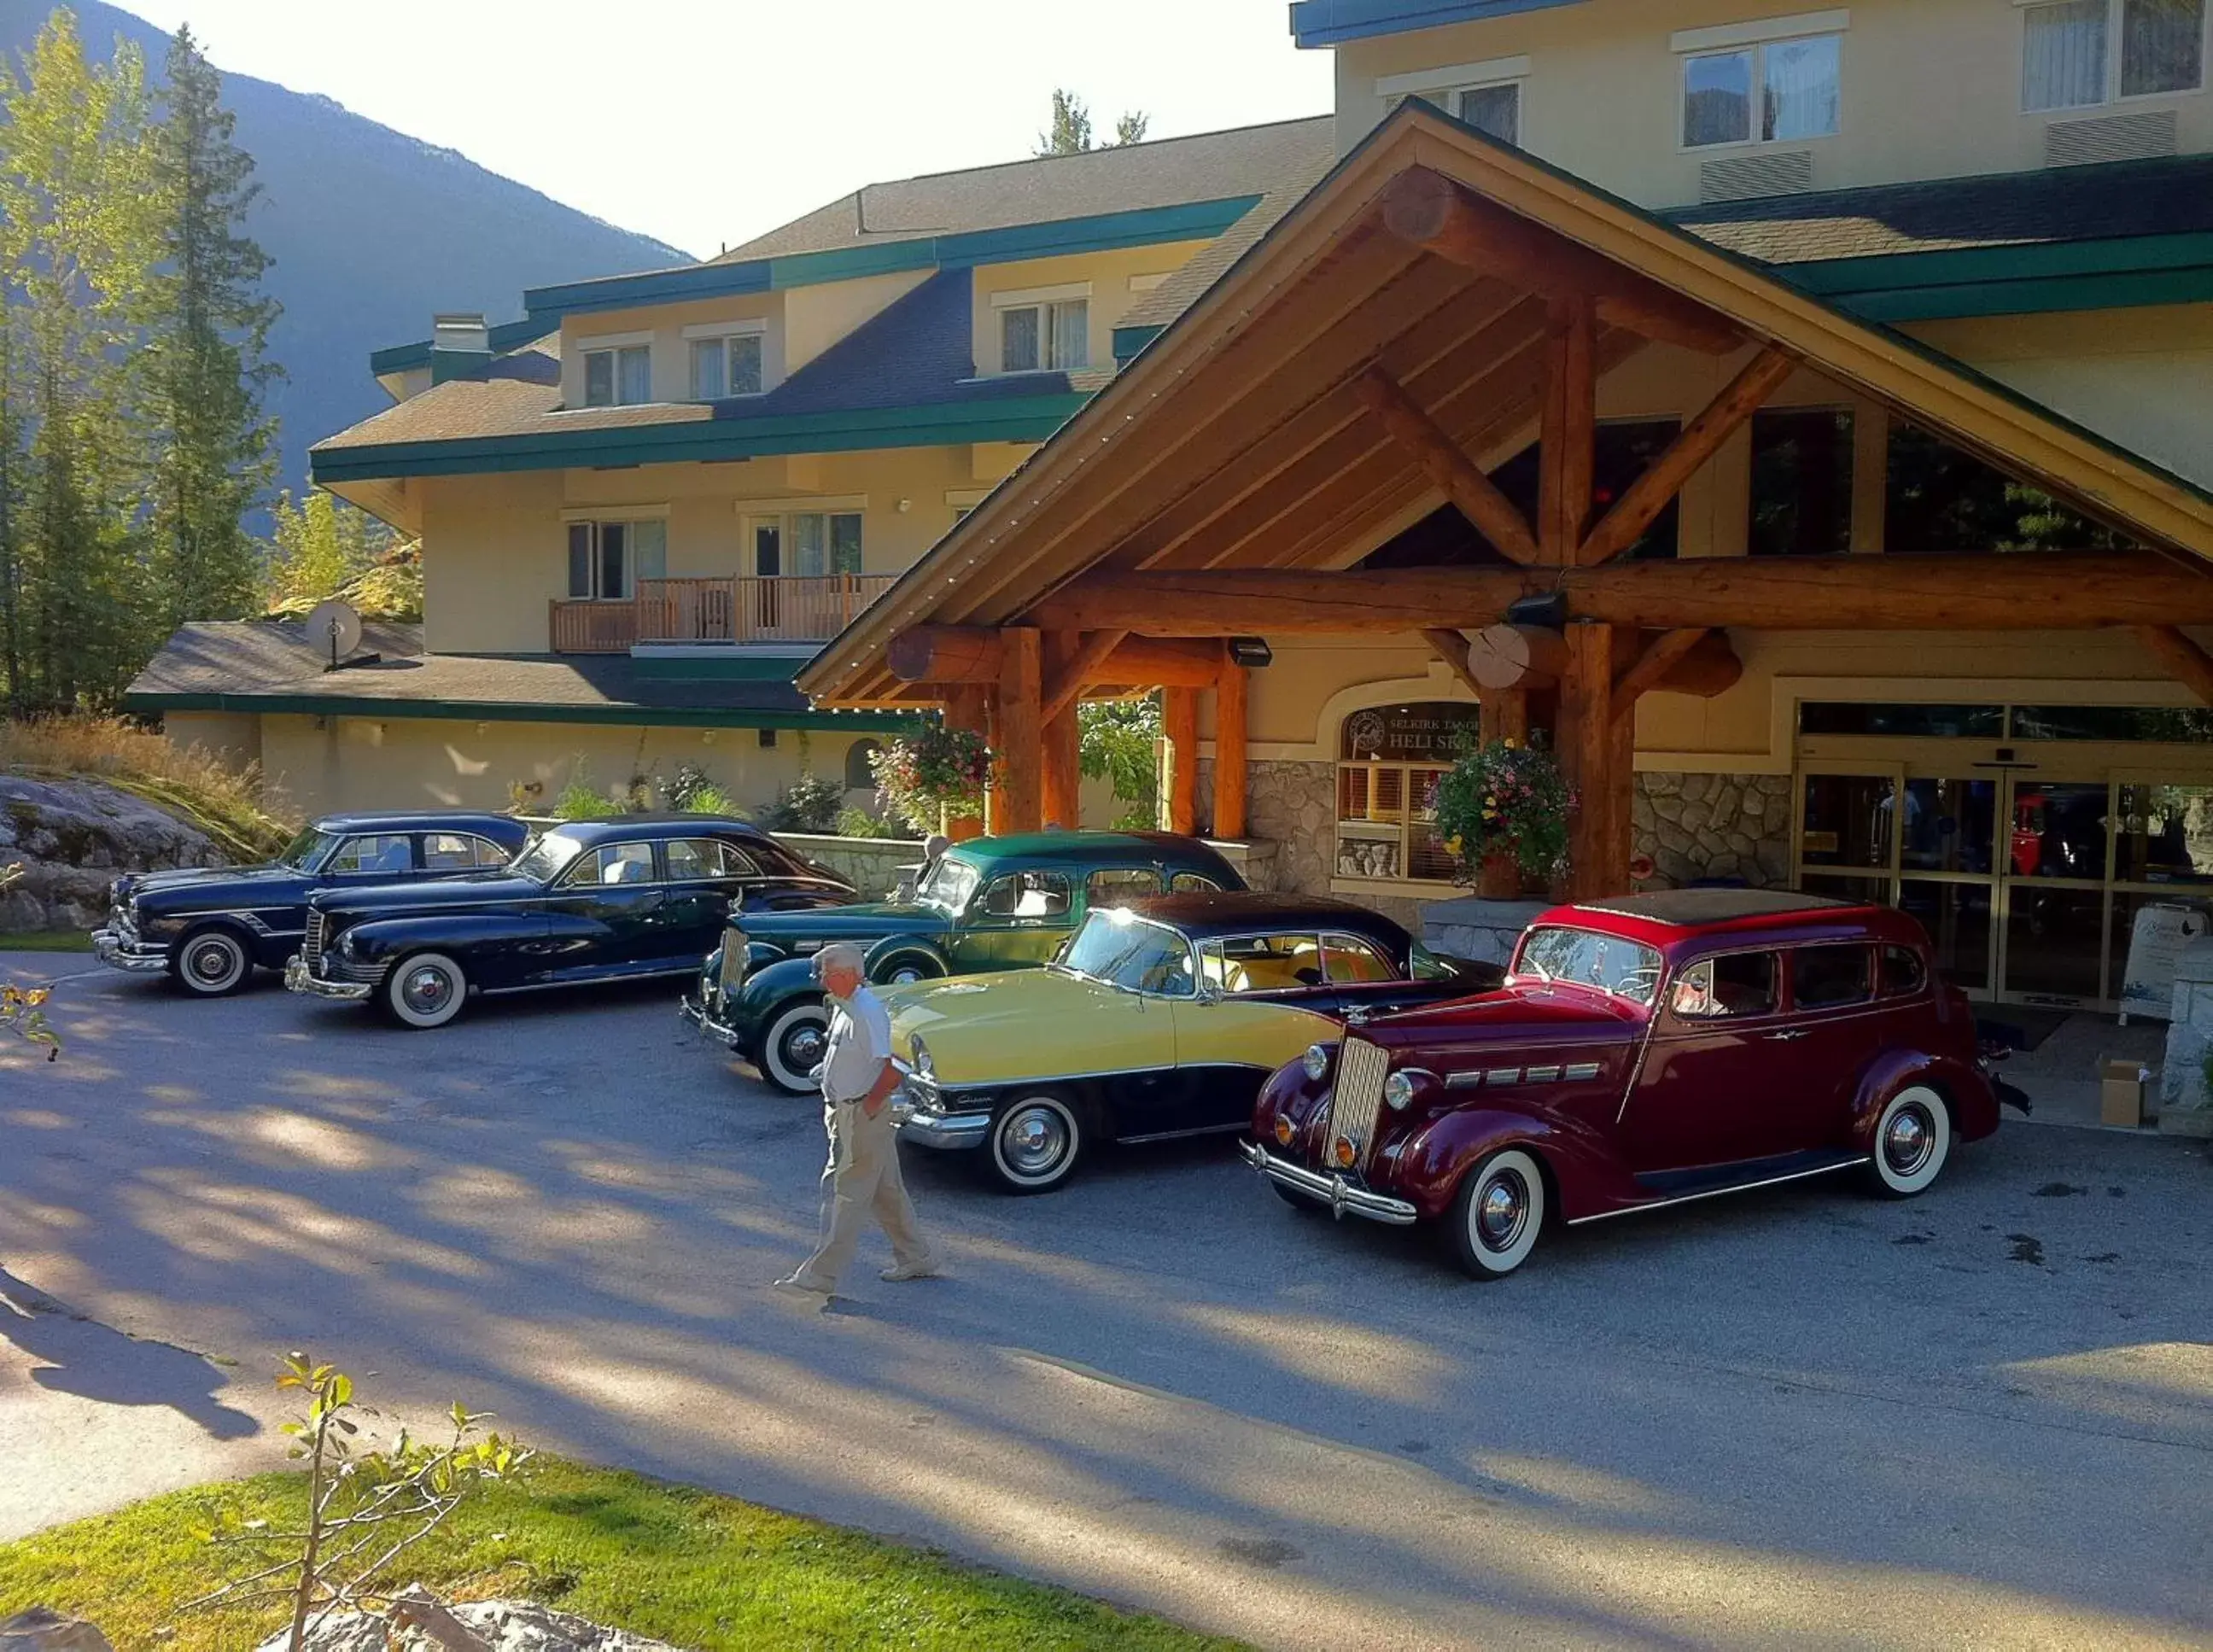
[539, 814, 770, 844]
[312, 810, 531, 838]
[1539, 889, 1910, 950]
[1580, 890, 1853, 927]
[947, 830, 1241, 876]
[1121, 890, 1410, 944]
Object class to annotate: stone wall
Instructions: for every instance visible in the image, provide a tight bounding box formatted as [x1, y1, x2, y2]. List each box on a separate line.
[1, 776, 226, 931]
[1633, 772, 1793, 890]
[779, 832, 926, 900]
[1198, 758, 1335, 898]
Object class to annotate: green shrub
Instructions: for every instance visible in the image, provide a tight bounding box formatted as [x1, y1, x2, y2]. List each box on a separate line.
[756, 773, 844, 833]
[685, 785, 740, 817]
[834, 806, 908, 840]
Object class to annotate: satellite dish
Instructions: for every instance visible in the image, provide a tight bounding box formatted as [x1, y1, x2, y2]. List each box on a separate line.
[308, 599, 363, 671]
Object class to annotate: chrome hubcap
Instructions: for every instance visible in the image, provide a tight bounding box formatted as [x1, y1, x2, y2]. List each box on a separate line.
[784, 1024, 825, 1065]
[1476, 1170, 1528, 1252]
[1001, 1106, 1070, 1176]
[889, 966, 924, 985]
[187, 941, 237, 985]
[402, 966, 453, 1016]
[1885, 1106, 1933, 1174]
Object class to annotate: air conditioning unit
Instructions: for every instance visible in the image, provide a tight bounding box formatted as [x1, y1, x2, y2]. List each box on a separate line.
[1700, 150, 1814, 204]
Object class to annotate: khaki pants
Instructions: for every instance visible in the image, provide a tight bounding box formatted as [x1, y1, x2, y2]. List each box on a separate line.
[790, 1098, 931, 1293]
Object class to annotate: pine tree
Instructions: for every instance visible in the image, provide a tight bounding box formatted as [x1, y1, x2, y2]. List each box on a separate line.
[1035, 90, 1151, 156]
[148, 24, 279, 633]
[265, 488, 390, 610]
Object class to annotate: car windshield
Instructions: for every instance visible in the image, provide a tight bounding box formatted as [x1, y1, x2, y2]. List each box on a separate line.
[1053, 910, 1196, 997]
[1515, 925, 1662, 1006]
[511, 830, 587, 885]
[278, 826, 338, 871]
[917, 854, 983, 913]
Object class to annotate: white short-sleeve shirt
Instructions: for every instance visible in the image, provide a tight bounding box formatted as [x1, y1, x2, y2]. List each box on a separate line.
[820, 984, 893, 1103]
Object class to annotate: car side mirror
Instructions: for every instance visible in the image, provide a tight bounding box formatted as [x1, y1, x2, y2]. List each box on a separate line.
[1194, 976, 1223, 1005]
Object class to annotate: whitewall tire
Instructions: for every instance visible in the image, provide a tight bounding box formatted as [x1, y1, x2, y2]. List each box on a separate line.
[983, 1093, 1083, 1194]
[1866, 1085, 1951, 1198]
[173, 925, 251, 997]
[876, 955, 941, 988]
[761, 1000, 830, 1094]
[1443, 1147, 1547, 1281]
[382, 951, 468, 1030]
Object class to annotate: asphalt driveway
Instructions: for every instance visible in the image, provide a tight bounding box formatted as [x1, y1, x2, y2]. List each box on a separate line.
[3, 951, 2210, 1649]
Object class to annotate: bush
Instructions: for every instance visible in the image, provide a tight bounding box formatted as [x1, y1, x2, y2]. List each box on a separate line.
[871, 728, 992, 835]
[0, 713, 295, 861]
[834, 806, 908, 840]
[552, 763, 625, 820]
[685, 785, 740, 818]
[756, 773, 844, 833]
[656, 761, 716, 812]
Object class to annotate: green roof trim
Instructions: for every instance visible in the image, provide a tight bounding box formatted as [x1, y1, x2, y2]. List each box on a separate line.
[1112, 323, 1166, 365]
[127, 689, 926, 735]
[310, 394, 1089, 484]
[372, 317, 558, 378]
[1778, 230, 2213, 322]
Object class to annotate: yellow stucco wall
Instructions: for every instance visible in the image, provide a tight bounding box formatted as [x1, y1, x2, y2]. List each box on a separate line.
[1333, 0, 2213, 207]
[162, 710, 264, 773]
[972, 241, 1212, 377]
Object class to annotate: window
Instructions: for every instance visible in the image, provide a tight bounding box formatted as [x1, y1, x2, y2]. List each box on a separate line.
[664, 838, 751, 881]
[1878, 944, 1928, 999]
[423, 832, 507, 871]
[583, 344, 651, 407]
[844, 740, 882, 791]
[327, 834, 414, 875]
[1170, 872, 1223, 893]
[1337, 702, 1484, 885]
[1457, 82, 1521, 145]
[1001, 298, 1088, 372]
[1323, 932, 1398, 984]
[1058, 911, 1194, 996]
[688, 332, 763, 400]
[1749, 409, 1854, 557]
[566, 519, 668, 599]
[1517, 925, 1664, 1005]
[2024, 0, 2204, 111]
[978, 870, 1071, 919]
[1086, 868, 1163, 907]
[561, 843, 656, 888]
[1683, 32, 1841, 147]
[1201, 933, 1325, 994]
[1884, 423, 2135, 555]
[1792, 944, 1873, 1008]
[1668, 953, 1779, 1019]
[755, 512, 863, 579]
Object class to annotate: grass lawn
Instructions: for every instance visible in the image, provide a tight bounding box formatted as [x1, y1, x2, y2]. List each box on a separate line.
[0, 1456, 1243, 1652]
[0, 931, 92, 953]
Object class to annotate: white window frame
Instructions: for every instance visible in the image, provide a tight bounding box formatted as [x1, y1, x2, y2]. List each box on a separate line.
[1675, 19, 1846, 152]
[680, 319, 768, 401]
[739, 500, 867, 580]
[563, 515, 668, 601]
[990, 282, 1091, 375]
[2017, 0, 2209, 113]
[1376, 56, 1530, 147]
[577, 331, 655, 408]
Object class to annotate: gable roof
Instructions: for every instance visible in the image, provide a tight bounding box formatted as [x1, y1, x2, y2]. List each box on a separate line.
[798, 101, 2213, 707]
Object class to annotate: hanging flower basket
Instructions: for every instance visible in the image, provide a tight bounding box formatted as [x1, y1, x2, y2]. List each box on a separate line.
[870, 727, 995, 835]
[1428, 734, 1576, 886]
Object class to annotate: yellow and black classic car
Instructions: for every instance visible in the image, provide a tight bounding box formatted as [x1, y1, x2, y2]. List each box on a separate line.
[887, 892, 1500, 1193]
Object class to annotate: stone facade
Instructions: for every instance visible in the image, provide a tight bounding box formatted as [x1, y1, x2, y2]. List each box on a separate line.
[780, 832, 925, 900]
[1197, 758, 1335, 897]
[1, 776, 226, 932]
[2157, 936, 2213, 1136]
[1633, 771, 1793, 890]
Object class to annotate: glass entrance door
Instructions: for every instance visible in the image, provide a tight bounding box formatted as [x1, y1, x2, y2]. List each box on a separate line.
[1997, 777, 2109, 1005]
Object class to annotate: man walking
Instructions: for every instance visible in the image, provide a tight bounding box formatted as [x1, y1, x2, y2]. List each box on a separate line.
[776, 943, 937, 1301]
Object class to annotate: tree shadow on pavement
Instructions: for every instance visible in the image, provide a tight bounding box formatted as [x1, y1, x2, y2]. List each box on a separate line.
[0, 1268, 259, 1440]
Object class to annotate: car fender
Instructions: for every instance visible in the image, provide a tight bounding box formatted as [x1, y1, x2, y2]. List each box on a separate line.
[864, 934, 952, 982]
[731, 955, 824, 1047]
[1848, 1048, 2000, 1147]
[1385, 1106, 1624, 1223]
[338, 912, 554, 969]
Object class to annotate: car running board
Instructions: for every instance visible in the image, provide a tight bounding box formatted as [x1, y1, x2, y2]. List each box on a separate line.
[1570, 1149, 1870, 1226]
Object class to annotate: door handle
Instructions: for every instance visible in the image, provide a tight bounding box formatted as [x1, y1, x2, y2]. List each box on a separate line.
[1764, 1030, 1808, 1042]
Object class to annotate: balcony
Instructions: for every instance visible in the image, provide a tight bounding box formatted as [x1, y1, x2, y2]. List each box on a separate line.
[549, 574, 897, 654]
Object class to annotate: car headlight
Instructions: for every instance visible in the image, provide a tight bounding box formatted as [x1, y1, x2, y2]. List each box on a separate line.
[338, 930, 358, 958]
[1382, 1071, 1415, 1111]
[1302, 1042, 1332, 1082]
[910, 1037, 933, 1077]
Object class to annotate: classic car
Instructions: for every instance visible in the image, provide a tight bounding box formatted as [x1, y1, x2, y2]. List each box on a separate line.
[91, 810, 533, 997]
[1244, 890, 2025, 1280]
[284, 815, 855, 1029]
[885, 893, 1501, 1193]
[680, 829, 1247, 1091]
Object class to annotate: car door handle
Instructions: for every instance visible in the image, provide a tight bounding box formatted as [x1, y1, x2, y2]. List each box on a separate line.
[1764, 1030, 1808, 1042]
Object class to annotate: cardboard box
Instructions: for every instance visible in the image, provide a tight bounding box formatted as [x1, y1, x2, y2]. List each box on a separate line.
[2099, 1056, 2147, 1129]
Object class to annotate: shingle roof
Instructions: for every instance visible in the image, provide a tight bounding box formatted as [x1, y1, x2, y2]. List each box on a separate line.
[1671, 154, 2213, 266]
[1118, 145, 1340, 341]
[716, 117, 1335, 262]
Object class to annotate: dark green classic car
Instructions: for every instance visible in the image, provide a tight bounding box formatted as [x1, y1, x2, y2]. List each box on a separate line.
[680, 830, 1246, 1090]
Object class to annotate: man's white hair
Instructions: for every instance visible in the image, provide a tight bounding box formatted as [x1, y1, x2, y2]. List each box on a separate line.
[815, 942, 867, 980]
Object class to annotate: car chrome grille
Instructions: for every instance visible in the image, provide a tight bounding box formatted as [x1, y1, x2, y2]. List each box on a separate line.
[719, 926, 747, 991]
[1325, 1036, 1390, 1172]
[303, 911, 328, 964]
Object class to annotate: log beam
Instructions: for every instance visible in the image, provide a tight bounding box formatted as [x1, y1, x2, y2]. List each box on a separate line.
[1579, 348, 1796, 566]
[1029, 556, 2213, 635]
[2137, 625, 2213, 708]
[1614, 628, 1714, 719]
[1469, 622, 1573, 689]
[996, 628, 1043, 835]
[1422, 628, 1485, 698]
[1162, 686, 1199, 836]
[890, 626, 1224, 688]
[1042, 628, 1129, 727]
[1358, 367, 1539, 565]
[1215, 663, 1249, 840]
[1381, 168, 1743, 356]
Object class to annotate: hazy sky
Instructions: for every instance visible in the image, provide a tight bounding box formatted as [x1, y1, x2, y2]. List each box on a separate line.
[113, 1, 1336, 260]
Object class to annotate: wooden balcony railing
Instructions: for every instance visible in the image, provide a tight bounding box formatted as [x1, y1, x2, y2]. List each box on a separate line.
[549, 574, 896, 654]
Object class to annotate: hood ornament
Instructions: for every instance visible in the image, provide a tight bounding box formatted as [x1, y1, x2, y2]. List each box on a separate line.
[1346, 1007, 1373, 1027]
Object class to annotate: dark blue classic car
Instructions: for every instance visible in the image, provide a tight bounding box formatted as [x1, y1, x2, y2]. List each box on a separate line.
[284, 816, 855, 1029]
[92, 810, 532, 997]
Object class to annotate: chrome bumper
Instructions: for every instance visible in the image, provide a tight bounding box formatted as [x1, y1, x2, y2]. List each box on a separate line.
[679, 993, 744, 1050]
[894, 1087, 991, 1150]
[1241, 1141, 1420, 1226]
[283, 954, 374, 1001]
[91, 929, 170, 974]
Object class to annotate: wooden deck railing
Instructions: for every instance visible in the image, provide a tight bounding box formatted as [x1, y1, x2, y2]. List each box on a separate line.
[550, 574, 896, 654]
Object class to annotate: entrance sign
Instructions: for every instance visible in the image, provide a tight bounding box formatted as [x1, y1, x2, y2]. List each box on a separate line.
[2118, 902, 2211, 1022]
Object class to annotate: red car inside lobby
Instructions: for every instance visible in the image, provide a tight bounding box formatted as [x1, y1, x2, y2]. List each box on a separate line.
[1244, 890, 2021, 1279]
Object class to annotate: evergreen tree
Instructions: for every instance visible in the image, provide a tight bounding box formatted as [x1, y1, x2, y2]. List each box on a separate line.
[264, 487, 390, 610]
[147, 23, 279, 633]
[1036, 90, 1150, 157]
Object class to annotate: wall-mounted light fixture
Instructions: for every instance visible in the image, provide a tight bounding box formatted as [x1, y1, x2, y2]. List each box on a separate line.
[1228, 636, 1273, 669]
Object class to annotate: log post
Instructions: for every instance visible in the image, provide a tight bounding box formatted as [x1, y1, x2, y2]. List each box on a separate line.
[1539, 294, 1597, 566]
[942, 684, 989, 842]
[1215, 658, 1249, 841]
[1162, 686, 1199, 836]
[1559, 623, 1620, 901]
[1041, 633, 1083, 830]
[996, 628, 1043, 835]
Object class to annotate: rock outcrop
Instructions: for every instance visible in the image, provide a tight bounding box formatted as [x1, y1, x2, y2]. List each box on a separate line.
[0, 775, 227, 932]
[0, 1608, 115, 1651]
[253, 1596, 681, 1652]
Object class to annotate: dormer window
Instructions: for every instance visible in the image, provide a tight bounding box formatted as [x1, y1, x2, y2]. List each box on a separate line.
[993, 283, 1089, 374]
[1679, 26, 1842, 149]
[2023, 0, 2204, 111]
[686, 324, 765, 400]
[581, 341, 651, 407]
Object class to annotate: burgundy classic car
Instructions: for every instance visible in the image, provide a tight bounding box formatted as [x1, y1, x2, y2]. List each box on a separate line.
[1243, 890, 2024, 1280]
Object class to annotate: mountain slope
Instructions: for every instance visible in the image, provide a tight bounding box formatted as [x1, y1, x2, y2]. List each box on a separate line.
[0, 0, 689, 500]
